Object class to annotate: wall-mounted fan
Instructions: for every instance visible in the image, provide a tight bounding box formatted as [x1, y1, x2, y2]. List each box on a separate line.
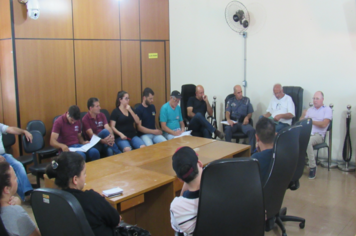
[225, 1, 250, 95]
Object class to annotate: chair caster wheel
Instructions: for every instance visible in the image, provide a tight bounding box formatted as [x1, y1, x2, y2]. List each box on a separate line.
[299, 222, 305, 229]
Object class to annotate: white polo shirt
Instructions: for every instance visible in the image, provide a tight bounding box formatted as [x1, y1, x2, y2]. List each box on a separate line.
[266, 94, 295, 125]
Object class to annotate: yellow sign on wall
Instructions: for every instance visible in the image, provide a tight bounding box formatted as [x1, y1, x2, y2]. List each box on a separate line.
[148, 53, 158, 59]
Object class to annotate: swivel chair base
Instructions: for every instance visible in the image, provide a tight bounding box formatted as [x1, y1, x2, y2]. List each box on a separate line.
[338, 163, 355, 172]
[280, 207, 305, 230]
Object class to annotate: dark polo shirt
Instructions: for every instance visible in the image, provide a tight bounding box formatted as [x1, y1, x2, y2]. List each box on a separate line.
[52, 112, 81, 147]
[82, 112, 108, 141]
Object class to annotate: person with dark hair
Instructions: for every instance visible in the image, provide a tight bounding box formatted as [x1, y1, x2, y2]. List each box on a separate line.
[224, 85, 256, 152]
[0, 123, 33, 201]
[136, 88, 166, 146]
[300, 91, 332, 179]
[0, 162, 40, 236]
[251, 117, 275, 185]
[187, 85, 224, 139]
[50, 105, 100, 162]
[160, 91, 186, 140]
[46, 152, 121, 236]
[82, 98, 121, 156]
[170, 146, 203, 235]
[110, 91, 145, 152]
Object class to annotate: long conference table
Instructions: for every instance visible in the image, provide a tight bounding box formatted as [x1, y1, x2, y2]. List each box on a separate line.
[45, 136, 250, 236]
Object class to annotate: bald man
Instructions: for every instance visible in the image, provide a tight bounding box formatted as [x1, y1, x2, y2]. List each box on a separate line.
[300, 91, 332, 179]
[224, 85, 255, 151]
[187, 85, 224, 139]
[263, 84, 295, 132]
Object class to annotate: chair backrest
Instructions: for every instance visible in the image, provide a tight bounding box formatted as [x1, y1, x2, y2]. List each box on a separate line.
[23, 130, 44, 154]
[53, 115, 61, 124]
[31, 188, 95, 236]
[100, 109, 110, 123]
[26, 120, 46, 136]
[2, 133, 15, 149]
[263, 125, 300, 219]
[283, 86, 303, 124]
[290, 118, 312, 184]
[181, 84, 196, 121]
[193, 158, 265, 236]
[80, 112, 87, 120]
[133, 103, 141, 113]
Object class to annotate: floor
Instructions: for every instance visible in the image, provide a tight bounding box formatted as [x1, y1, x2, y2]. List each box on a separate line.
[23, 166, 356, 236]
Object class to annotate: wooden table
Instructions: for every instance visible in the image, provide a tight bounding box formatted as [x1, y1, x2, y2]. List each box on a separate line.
[45, 137, 250, 236]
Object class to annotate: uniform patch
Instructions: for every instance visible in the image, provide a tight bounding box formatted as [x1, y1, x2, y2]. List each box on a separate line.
[152, 112, 156, 116]
[74, 125, 79, 132]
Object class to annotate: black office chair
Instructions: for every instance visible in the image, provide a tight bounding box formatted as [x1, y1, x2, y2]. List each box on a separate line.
[264, 125, 300, 236]
[25, 130, 50, 188]
[100, 109, 110, 123]
[283, 86, 303, 125]
[80, 112, 87, 120]
[279, 118, 312, 229]
[134, 103, 141, 112]
[222, 94, 253, 143]
[31, 188, 95, 236]
[2, 133, 33, 170]
[313, 120, 332, 170]
[193, 158, 265, 236]
[53, 115, 61, 124]
[26, 120, 58, 163]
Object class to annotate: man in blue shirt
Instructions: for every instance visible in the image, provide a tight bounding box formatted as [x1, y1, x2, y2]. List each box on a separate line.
[136, 88, 167, 146]
[251, 117, 275, 186]
[160, 91, 185, 140]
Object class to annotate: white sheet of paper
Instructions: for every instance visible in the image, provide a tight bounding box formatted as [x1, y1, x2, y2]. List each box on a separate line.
[220, 120, 237, 125]
[102, 187, 124, 197]
[174, 130, 192, 138]
[69, 135, 101, 152]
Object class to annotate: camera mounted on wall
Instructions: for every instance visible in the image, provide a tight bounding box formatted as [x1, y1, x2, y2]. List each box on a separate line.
[18, 0, 40, 20]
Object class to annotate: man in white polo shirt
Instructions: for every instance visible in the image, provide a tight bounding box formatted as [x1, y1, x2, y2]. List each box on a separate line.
[263, 84, 295, 132]
[300, 91, 332, 179]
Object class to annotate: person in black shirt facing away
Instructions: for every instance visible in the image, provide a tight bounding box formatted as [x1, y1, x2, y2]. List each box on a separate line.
[110, 91, 146, 152]
[46, 152, 121, 236]
[187, 85, 224, 139]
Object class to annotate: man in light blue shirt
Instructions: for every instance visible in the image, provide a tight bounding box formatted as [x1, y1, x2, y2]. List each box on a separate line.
[160, 91, 185, 140]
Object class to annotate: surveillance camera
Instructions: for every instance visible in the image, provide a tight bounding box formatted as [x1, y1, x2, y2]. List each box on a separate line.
[26, 0, 40, 20]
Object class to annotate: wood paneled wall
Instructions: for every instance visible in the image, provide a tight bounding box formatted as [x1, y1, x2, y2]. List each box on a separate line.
[4, 0, 170, 152]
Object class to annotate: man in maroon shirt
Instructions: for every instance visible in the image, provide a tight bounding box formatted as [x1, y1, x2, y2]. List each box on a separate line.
[82, 98, 121, 156]
[50, 105, 100, 161]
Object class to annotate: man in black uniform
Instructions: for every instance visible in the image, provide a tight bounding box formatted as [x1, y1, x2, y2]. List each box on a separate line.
[224, 85, 256, 151]
[187, 85, 224, 139]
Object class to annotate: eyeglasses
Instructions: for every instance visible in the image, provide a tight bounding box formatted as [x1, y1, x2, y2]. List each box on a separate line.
[124, 97, 130, 100]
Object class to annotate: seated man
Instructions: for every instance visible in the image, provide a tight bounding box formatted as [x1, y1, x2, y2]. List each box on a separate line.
[136, 88, 167, 146]
[0, 124, 33, 201]
[263, 84, 295, 132]
[170, 146, 203, 235]
[187, 85, 224, 139]
[251, 117, 275, 185]
[224, 85, 256, 151]
[160, 91, 185, 140]
[82, 97, 121, 156]
[50, 105, 100, 162]
[300, 91, 332, 179]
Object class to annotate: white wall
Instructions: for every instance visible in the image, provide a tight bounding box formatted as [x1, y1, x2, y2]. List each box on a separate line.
[170, 0, 356, 162]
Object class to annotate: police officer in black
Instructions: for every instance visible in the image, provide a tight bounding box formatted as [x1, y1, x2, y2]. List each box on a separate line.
[225, 85, 256, 151]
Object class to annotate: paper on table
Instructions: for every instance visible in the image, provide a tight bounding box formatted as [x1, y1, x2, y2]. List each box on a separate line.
[69, 135, 101, 152]
[220, 120, 237, 125]
[102, 187, 123, 197]
[174, 130, 192, 138]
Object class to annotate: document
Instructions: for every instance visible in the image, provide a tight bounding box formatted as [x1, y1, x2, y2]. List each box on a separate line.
[69, 135, 101, 152]
[268, 116, 279, 124]
[102, 187, 124, 197]
[174, 130, 192, 138]
[220, 120, 237, 125]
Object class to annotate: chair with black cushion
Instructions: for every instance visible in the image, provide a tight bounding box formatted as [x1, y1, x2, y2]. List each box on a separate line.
[80, 112, 87, 120]
[313, 120, 332, 170]
[134, 103, 141, 112]
[193, 158, 265, 236]
[25, 130, 50, 188]
[279, 118, 312, 229]
[283, 86, 303, 125]
[222, 94, 253, 143]
[2, 133, 33, 170]
[53, 115, 61, 124]
[100, 109, 110, 123]
[31, 188, 95, 236]
[26, 120, 58, 163]
[264, 125, 301, 236]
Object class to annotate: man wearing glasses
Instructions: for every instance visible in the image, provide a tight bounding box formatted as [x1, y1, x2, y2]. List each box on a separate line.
[300, 91, 332, 179]
[160, 91, 185, 140]
[263, 84, 295, 132]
